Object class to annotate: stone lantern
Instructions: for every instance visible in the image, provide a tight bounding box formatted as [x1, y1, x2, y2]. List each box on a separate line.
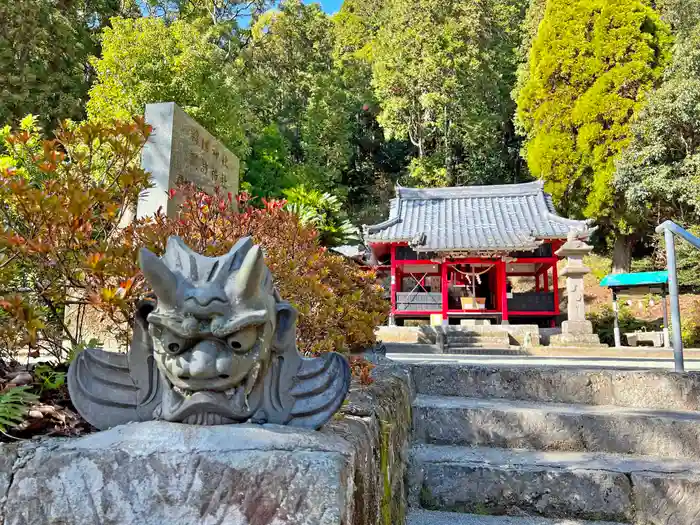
[550, 230, 605, 347]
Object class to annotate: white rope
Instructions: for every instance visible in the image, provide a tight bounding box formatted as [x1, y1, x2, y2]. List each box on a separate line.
[449, 264, 496, 296]
[450, 264, 495, 278]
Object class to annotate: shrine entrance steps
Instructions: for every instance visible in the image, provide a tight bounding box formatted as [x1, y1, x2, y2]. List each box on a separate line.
[444, 329, 515, 354]
[406, 363, 700, 525]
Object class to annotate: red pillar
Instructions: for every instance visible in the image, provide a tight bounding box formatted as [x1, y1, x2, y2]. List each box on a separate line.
[543, 267, 549, 292]
[535, 273, 541, 292]
[552, 260, 560, 316]
[441, 260, 449, 324]
[390, 244, 397, 324]
[499, 260, 509, 323]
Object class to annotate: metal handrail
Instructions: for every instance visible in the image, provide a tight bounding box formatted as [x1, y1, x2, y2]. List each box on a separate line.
[654, 220, 700, 372]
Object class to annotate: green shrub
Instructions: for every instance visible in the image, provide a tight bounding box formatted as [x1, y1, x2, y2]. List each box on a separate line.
[590, 304, 658, 346]
[680, 299, 700, 347]
[283, 185, 359, 247]
[591, 299, 700, 347]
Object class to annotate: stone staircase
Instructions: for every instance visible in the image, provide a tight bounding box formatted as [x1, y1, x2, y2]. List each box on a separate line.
[444, 329, 517, 355]
[406, 363, 700, 525]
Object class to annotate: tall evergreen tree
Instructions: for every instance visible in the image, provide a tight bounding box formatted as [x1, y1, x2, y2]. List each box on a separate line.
[371, 0, 528, 187]
[86, 17, 250, 157]
[516, 0, 672, 271]
[0, 0, 131, 128]
[615, 20, 700, 230]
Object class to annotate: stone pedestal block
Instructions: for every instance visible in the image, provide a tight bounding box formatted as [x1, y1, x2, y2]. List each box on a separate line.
[0, 359, 414, 525]
[562, 320, 594, 334]
[4, 423, 357, 525]
[549, 332, 607, 347]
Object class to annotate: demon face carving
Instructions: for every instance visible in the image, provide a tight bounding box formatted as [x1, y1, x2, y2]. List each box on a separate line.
[68, 236, 351, 430]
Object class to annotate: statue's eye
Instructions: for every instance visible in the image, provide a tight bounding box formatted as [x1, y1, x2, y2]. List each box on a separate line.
[226, 326, 258, 353]
[160, 329, 190, 355]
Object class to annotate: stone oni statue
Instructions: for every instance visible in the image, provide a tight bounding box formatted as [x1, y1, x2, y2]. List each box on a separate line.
[68, 236, 351, 430]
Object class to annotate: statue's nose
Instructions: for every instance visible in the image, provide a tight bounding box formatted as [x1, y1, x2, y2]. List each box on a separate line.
[187, 341, 219, 378]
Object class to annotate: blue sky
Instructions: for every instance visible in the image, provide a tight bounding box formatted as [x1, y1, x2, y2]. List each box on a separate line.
[310, 0, 343, 14]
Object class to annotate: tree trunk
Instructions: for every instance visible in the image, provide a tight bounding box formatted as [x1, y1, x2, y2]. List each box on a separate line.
[612, 235, 633, 274]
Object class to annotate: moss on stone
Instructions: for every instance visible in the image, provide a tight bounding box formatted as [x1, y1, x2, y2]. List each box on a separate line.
[379, 420, 392, 525]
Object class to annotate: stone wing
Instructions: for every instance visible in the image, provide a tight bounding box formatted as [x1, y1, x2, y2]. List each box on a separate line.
[287, 352, 351, 429]
[67, 302, 161, 430]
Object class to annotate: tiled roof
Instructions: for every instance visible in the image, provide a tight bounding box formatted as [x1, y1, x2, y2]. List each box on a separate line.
[363, 181, 592, 252]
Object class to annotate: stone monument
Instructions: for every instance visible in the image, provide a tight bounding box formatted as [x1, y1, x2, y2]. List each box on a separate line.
[550, 229, 606, 347]
[64, 103, 241, 352]
[138, 102, 239, 219]
[68, 236, 351, 429]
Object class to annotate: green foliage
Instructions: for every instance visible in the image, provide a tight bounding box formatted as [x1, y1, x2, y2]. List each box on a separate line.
[332, 0, 413, 221]
[371, 0, 528, 186]
[651, 227, 700, 290]
[87, 16, 249, 157]
[67, 338, 103, 364]
[0, 0, 91, 127]
[405, 157, 448, 188]
[589, 304, 657, 346]
[657, 0, 700, 34]
[0, 386, 39, 433]
[332, 0, 384, 67]
[0, 0, 132, 128]
[675, 229, 700, 290]
[283, 186, 360, 247]
[512, 0, 547, 105]
[626, 228, 700, 291]
[615, 23, 700, 228]
[33, 364, 66, 393]
[244, 125, 296, 197]
[680, 299, 700, 347]
[0, 115, 45, 181]
[516, 0, 672, 228]
[138, 0, 272, 24]
[584, 254, 612, 282]
[244, 0, 357, 190]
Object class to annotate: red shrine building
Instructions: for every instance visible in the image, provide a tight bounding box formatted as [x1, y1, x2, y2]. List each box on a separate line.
[362, 182, 592, 326]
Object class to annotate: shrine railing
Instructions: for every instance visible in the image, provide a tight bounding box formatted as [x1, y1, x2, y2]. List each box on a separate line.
[655, 220, 700, 372]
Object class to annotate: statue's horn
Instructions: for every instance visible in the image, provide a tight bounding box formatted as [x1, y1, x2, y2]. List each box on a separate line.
[139, 248, 178, 308]
[234, 245, 264, 299]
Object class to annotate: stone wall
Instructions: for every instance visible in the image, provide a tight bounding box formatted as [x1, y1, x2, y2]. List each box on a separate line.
[0, 358, 412, 525]
[325, 357, 412, 525]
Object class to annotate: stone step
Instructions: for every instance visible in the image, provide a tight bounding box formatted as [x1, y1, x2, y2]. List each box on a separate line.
[407, 509, 623, 525]
[445, 342, 514, 348]
[409, 444, 700, 523]
[447, 340, 512, 347]
[446, 339, 511, 345]
[411, 363, 700, 411]
[445, 342, 513, 349]
[444, 347, 525, 356]
[445, 327, 520, 334]
[412, 394, 700, 460]
[447, 334, 511, 341]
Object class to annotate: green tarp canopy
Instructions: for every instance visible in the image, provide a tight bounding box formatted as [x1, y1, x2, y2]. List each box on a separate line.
[600, 271, 668, 289]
